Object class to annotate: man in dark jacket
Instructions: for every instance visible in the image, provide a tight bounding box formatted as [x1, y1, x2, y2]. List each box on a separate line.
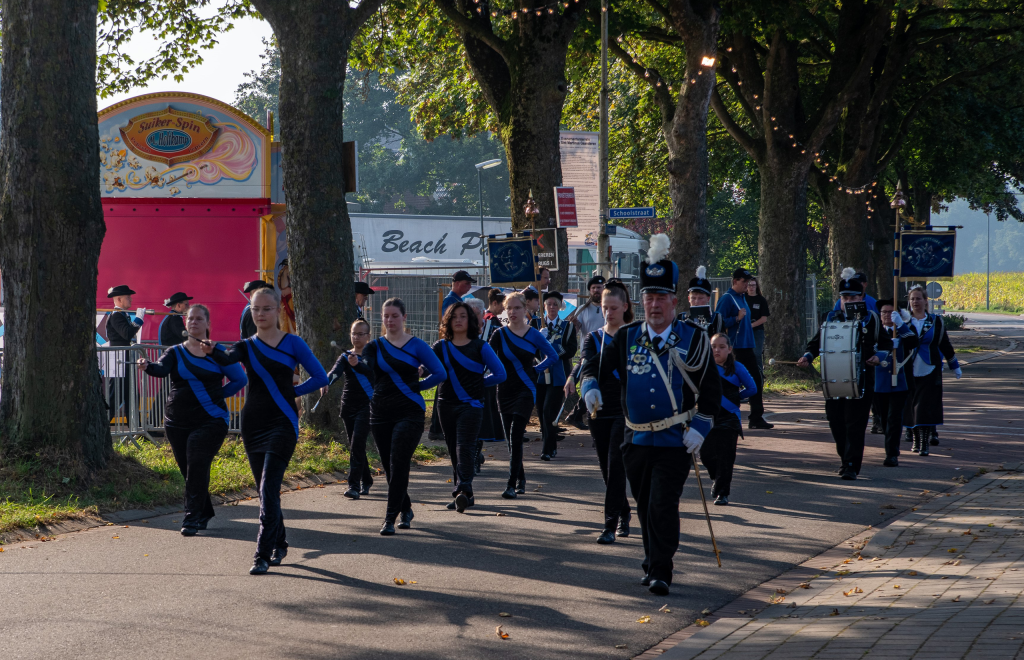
[159, 291, 192, 346]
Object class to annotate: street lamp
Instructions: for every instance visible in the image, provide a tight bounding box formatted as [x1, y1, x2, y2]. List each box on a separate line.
[986, 210, 991, 310]
[475, 159, 502, 276]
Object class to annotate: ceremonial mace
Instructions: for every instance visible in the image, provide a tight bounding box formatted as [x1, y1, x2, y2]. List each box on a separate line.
[691, 450, 722, 567]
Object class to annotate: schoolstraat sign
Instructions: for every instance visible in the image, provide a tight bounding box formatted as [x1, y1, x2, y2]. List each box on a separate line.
[119, 106, 219, 166]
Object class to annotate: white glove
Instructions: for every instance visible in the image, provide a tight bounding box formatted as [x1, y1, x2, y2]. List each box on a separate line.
[954, 367, 962, 379]
[584, 389, 603, 415]
[891, 312, 904, 328]
[135, 307, 147, 320]
[891, 337, 899, 349]
[683, 427, 705, 454]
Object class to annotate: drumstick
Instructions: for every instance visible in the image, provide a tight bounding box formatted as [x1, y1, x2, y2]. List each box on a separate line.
[180, 329, 215, 346]
[768, 358, 806, 366]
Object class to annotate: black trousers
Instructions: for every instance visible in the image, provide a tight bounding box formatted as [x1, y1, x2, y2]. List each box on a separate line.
[874, 390, 909, 459]
[247, 450, 290, 561]
[825, 392, 874, 474]
[589, 417, 631, 528]
[699, 423, 739, 498]
[341, 408, 374, 490]
[166, 421, 227, 528]
[438, 401, 483, 497]
[536, 382, 564, 456]
[501, 412, 528, 490]
[732, 348, 764, 421]
[622, 443, 690, 585]
[370, 416, 423, 519]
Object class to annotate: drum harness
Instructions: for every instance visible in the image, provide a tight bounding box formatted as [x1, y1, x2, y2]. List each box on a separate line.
[625, 322, 711, 433]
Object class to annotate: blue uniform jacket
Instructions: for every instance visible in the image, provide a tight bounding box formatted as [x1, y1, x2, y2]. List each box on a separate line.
[613, 319, 721, 447]
[536, 315, 577, 387]
[873, 320, 920, 393]
[715, 289, 754, 349]
[442, 290, 463, 316]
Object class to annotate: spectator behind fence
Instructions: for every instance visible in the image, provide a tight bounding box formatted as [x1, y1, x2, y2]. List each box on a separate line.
[443, 270, 476, 317]
[354, 281, 375, 320]
[745, 277, 769, 379]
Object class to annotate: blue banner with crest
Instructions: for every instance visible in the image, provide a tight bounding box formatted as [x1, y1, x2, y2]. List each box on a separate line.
[899, 230, 956, 281]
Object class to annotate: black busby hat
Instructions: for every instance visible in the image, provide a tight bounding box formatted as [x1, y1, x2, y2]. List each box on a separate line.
[687, 266, 712, 295]
[731, 267, 754, 281]
[452, 269, 477, 284]
[107, 285, 136, 298]
[586, 275, 606, 290]
[838, 267, 862, 295]
[163, 292, 193, 307]
[640, 234, 679, 294]
[543, 290, 564, 303]
[243, 280, 271, 294]
[354, 281, 374, 296]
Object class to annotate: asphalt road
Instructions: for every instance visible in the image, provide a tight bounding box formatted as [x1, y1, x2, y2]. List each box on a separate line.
[2, 313, 1021, 659]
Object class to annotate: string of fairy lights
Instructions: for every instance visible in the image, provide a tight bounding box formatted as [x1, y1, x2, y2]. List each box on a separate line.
[476, 3, 885, 218]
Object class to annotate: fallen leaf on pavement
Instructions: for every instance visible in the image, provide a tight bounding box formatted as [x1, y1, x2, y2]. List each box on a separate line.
[0, 547, 4, 552]
[766, 490, 773, 494]
[776, 589, 788, 594]
[499, 612, 511, 617]
[836, 570, 851, 576]
[496, 626, 509, 639]
[410, 581, 418, 584]
[737, 610, 746, 615]
[701, 608, 712, 615]
[615, 645, 627, 649]
[894, 585, 900, 589]
[123, 525, 129, 528]
[984, 599, 995, 604]
[907, 540, 915, 545]
[798, 583, 811, 589]
[637, 615, 651, 623]
[850, 501, 862, 505]
[952, 595, 961, 602]
[112, 535, 120, 539]
[695, 619, 710, 627]
[658, 604, 670, 612]
[769, 594, 785, 604]
[144, 554, 148, 557]
[496, 513, 506, 517]
[830, 608, 840, 616]
[948, 548, 958, 553]
[394, 578, 405, 585]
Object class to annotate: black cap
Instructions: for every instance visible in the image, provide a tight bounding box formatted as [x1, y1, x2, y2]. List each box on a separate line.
[354, 281, 374, 296]
[243, 280, 271, 294]
[543, 291, 563, 303]
[522, 288, 540, 301]
[687, 266, 712, 295]
[452, 270, 476, 284]
[839, 277, 863, 295]
[107, 285, 136, 298]
[731, 268, 754, 281]
[876, 298, 895, 309]
[586, 275, 606, 290]
[163, 292, 193, 307]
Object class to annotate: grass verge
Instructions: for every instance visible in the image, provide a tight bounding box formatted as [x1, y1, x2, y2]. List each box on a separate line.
[762, 362, 820, 396]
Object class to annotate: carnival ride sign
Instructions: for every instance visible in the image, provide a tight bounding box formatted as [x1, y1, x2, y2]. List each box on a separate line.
[899, 230, 957, 281]
[119, 107, 219, 166]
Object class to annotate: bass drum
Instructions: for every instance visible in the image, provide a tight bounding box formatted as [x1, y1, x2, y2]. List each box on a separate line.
[819, 320, 863, 399]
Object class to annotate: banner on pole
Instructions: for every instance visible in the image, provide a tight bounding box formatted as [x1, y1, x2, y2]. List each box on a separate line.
[554, 187, 578, 228]
[488, 235, 537, 287]
[899, 230, 956, 281]
[531, 228, 559, 271]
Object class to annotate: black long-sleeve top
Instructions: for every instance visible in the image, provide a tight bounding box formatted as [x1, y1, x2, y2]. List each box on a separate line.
[431, 339, 506, 407]
[107, 309, 143, 347]
[211, 334, 328, 454]
[353, 336, 447, 423]
[159, 313, 186, 346]
[144, 344, 247, 428]
[487, 325, 558, 416]
[579, 328, 622, 418]
[326, 350, 375, 411]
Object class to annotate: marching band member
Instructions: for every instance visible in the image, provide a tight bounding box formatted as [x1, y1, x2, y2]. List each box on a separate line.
[206, 287, 329, 574]
[324, 319, 376, 499]
[832, 271, 878, 313]
[469, 297, 502, 472]
[433, 302, 506, 513]
[565, 275, 606, 430]
[700, 334, 756, 506]
[239, 280, 270, 340]
[613, 234, 721, 596]
[488, 292, 558, 499]
[485, 288, 506, 321]
[683, 266, 724, 335]
[537, 291, 577, 461]
[873, 299, 919, 466]
[580, 280, 633, 544]
[351, 298, 447, 535]
[138, 304, 247, 535]
[105, 284, 148, 414]
[904, 286, 961, 455]
[354, 281, 375, 320]
[159, 291, 192, 346]
[523, 288, 542, 329]
[715, 268, 770, 429]
[797, 268, 883, 480]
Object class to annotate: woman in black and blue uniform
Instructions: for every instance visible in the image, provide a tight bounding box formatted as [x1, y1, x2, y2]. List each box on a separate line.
[488, 291, 558, 499]
[699, 333, 757, 505]
[536, 291, 577, 461]
[433, 301, 506, 513]
[580, 281, 633, 544]
[324, 318, 376, 499]
[138, 304, 247, 536]
[352, 297, 447, 535]
[904, 286, 961, 455]
[207, 288, 329, 575]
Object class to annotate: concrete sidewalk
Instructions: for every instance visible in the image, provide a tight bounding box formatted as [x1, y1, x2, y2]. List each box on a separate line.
[658, 464, 1024, 660]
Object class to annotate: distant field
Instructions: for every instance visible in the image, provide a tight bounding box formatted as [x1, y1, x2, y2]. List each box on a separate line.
[943, 272, 1024, 314]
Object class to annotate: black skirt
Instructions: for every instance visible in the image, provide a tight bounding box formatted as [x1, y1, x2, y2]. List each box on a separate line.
[479, 386, 505, 442]
[904, 368, 943, 427]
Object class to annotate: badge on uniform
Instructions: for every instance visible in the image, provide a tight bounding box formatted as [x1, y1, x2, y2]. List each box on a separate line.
[630, 352, 651, 375]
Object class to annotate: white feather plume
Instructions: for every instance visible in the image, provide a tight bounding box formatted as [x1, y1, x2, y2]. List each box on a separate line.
[840, 266, 856, 281]
[695, 265, 707, 279]
[647, 233, 670, 264]
[900, 309, 911, 322]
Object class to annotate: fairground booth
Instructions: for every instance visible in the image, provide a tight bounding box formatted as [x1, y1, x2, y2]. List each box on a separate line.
[97, 92, 286, 341]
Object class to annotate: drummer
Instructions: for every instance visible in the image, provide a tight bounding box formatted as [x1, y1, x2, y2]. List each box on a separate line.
[797, 268, 883, 480]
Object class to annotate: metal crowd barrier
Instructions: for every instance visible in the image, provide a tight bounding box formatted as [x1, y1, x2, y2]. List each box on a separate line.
[99, 344, 245, 446]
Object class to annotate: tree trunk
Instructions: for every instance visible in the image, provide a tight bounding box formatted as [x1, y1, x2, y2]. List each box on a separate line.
[758, 158, 810, 360]
[0, 0, 111, 471]
[251, 0, 381, 435]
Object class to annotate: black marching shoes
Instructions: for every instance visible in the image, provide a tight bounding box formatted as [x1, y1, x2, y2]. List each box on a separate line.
[269, 547, 287, 566]
[648, 580, 670, 596]
[380, 519, 396, 536]
[397, 509, 415, 529]
[617, 512, 631, 537]
[250, 558, 270, 575]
